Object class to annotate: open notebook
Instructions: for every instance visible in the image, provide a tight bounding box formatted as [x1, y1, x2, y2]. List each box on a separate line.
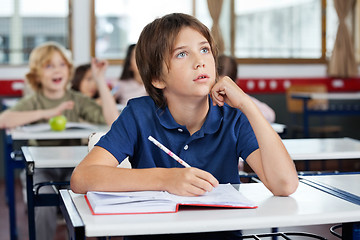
[85, 183, 257, 215]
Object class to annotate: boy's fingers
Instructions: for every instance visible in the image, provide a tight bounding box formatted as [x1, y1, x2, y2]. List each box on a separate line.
[194, 169, 219, 188]
[211, 92, 224, 106]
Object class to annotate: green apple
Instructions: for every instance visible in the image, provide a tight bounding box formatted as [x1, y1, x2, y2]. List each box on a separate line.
[49, 115, 67, 131]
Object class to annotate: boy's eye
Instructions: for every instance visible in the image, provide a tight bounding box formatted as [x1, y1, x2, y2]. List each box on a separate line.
[45, 64, 53, 69]
[201, 47, 210, 54]
[176, 52, 187, 58]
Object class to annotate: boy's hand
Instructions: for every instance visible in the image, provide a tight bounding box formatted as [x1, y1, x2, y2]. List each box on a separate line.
[91, 58, 108, 84]
[44, 101, 74, 119]
[210, 76, 250, 110]
[162, 167, 219, 196]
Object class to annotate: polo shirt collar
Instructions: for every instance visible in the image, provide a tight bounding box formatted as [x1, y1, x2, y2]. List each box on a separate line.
[156, 96, 223, 135]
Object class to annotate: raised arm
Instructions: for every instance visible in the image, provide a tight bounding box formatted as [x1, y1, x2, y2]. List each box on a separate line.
[0, 101, 74, 129]
[91, 58, 119, 125]
[211, 76, 298, 196]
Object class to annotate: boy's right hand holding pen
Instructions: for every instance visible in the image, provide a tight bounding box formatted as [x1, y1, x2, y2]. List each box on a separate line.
[148, 136, 218, 196]
[159, 167, 219, 196]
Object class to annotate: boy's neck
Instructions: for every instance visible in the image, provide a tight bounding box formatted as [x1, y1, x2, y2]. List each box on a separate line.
[167, 96, 209, 135]
[42, 88, 66, 99]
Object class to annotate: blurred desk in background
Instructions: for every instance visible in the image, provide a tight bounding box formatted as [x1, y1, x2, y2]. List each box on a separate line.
[291, 92, 360, 138]
[4, 124, 108, 240]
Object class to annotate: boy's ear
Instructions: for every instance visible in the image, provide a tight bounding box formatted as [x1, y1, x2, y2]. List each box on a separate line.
[151, 78, 166, 89]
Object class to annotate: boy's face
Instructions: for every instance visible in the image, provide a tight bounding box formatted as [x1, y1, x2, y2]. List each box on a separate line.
[154, 27, 216, 101]
[79, 69, 97, 98]
[40, 51, 70, 95]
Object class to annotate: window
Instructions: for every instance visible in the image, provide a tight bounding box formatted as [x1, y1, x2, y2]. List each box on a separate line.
[0, 0, 71, 65]
[92, 0, 341, 64]
[235, 0, 323, 60]
[92, 0, 194, 63]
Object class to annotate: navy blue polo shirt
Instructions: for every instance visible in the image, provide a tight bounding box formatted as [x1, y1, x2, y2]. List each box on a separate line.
[96, 96, 258, 184]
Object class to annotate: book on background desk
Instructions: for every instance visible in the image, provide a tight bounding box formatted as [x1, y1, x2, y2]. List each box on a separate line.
[85, 183, 257, 215]
[20, 122, 99, 132]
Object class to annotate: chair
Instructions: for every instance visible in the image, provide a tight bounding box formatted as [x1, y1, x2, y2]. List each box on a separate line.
[286, 84, 342, 138]
[88, 132, 131, 168]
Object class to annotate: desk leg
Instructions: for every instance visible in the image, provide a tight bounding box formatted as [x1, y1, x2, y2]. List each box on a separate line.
[59, 190, 85, 240]
[3, 133, 19, 240]
[26, 162, 36, 240]
[4, 151, 17, 240]
[303, 99, 310, 138]
[342, 222, 360, 240]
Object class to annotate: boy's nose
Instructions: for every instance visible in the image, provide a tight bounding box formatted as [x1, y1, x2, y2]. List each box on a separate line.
[194, 57, 205, 69]
[195, 63, 205, 69]
[53, 65, 61, 72]
[193, 53, 206, 69]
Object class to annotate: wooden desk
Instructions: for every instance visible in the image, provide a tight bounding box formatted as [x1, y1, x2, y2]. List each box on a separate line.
[291, 92, 360, 137]
[4, 125, 107, 240]
[60, 182, 360, 239]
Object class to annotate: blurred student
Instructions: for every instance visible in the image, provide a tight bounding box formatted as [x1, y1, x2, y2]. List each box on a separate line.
[0, 41, 118, 240]
[112, 44, 147, 105]
[71, 63, 101, 105]
[71, 13, 298, 240]
[218, 54, 276, 123]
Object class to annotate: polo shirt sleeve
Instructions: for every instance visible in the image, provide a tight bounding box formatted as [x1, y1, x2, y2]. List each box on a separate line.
[236, 113, 259, 162]
[95, 104, 137, 164]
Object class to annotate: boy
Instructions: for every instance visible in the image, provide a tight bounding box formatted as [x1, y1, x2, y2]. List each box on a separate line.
[71, 13, 298, 239]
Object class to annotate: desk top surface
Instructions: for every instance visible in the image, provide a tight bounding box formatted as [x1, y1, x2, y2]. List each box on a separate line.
[282, 137, 360, 160]
[270, 123, 286, 133]
[302, 174, 360, 196]
[21, 146, 88, 168]
[63, 181, 360, 237]
[9, 124, 109, 140]
[21, 137, 360, 169]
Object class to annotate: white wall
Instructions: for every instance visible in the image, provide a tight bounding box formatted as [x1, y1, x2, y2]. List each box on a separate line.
[0, 1, 358, 81]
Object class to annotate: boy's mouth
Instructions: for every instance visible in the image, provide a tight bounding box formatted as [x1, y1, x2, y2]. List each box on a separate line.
[52, 77, 62, 83]
[194, 74, 209, 82]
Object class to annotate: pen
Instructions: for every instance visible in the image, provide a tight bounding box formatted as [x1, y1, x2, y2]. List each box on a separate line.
[148, 136, 191, 168]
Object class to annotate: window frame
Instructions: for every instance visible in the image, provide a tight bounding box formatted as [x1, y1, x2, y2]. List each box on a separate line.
[90, 0, 352, 65]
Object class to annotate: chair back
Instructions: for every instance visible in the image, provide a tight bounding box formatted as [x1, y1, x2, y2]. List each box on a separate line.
[286, 84, 329, 114]
[88, 132, 131, 168]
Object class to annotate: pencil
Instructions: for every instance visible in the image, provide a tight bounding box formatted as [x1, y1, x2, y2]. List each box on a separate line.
[148, 136, 191, 168]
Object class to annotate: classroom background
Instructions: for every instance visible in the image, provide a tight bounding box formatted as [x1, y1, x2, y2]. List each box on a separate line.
[0, 0, 360, 176]
[1, 1, 360, 239]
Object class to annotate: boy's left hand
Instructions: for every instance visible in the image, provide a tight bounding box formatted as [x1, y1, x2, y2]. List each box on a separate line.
[210, 76, 249, 109]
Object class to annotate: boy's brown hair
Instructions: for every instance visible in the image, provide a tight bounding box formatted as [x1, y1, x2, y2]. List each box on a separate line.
[25, 42, 73, 92]
[136, 13, 218, 108]
[217, 54, 237, 81]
